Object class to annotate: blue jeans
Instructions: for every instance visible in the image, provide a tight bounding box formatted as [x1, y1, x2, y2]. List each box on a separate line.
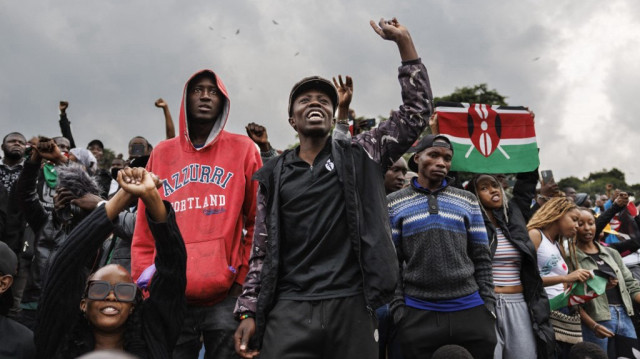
[582, 305, 637, 352]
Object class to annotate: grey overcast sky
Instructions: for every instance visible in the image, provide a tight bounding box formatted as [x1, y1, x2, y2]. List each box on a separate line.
[2, 0, 639, 183]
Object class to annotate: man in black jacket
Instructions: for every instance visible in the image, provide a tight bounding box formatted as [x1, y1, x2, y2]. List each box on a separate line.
[16, 139, 102, 330]
[0, 240, 36, 359]
[233, 18, 432, 359]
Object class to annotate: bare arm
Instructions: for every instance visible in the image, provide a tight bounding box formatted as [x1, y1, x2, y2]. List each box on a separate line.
[156, 98, 175, 139]
[580, 307, 614, 338]
[529, 229, 592, 286]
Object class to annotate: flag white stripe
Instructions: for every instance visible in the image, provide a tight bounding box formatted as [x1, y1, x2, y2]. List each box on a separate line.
[443, 134, 537, 145]
[435, 106, 531, 115]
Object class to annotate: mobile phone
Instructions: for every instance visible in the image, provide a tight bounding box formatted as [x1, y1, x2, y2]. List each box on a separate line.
[130, 143, 146, 157]
[540, 170, 554, 185]
[594, 268, 617, 280]
[358, 118, 376, 128]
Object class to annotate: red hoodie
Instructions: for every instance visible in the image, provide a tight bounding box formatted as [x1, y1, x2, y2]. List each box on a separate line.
[131, 70, 261, 306]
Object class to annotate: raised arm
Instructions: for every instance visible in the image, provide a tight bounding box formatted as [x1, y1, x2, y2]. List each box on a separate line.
[595, 193, 627, 240]
[119, 167, 187, 353]
[348, 18, 432, 171]
[246, 122, 278, 163]
[58, 101, 76, 149]
[155, 98, 176, 139]
[16, 138, 69, 234]
[36, 184, 132, 358]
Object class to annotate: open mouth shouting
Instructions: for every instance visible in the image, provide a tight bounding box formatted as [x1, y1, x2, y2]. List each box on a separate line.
[99, 305, 121, 316]
[306, 110, 326, 122]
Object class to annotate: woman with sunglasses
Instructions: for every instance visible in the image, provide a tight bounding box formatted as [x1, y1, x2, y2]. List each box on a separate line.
[467, 174, 554, 359]
[35, 167, 186, 359]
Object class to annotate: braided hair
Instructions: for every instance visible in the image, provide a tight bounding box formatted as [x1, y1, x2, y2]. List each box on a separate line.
[527, 196, 580, 268]
[527, 196, 577, 232]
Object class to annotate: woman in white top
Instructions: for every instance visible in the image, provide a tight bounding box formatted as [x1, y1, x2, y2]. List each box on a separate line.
[527, 197, 592, 357]
[528, 197, 592, 296]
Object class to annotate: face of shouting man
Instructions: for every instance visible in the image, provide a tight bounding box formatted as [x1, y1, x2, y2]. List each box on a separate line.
[288, 89, 335, 138]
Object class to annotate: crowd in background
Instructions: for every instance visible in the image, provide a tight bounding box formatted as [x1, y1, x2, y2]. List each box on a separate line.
[2, 18, 639, 359]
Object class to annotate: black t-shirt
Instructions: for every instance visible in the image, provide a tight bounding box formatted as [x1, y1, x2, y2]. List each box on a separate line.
[588, 252, 624, 305]
[277, 140, 362, 300]
[0, 315, 35, 359]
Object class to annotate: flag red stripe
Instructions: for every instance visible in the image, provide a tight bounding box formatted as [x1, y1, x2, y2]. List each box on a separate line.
[436, 110, 536, 139]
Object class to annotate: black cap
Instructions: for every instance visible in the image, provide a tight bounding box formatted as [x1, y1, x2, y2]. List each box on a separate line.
[87, 139, 104, 150]
[575, 193, 589, 206]
[407, 135, 453, 172]
[0, 241, 17, 276]
[288, 76, 339, 117]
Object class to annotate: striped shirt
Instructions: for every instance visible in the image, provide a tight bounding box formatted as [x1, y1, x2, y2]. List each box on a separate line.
[492, 228, 522, 286]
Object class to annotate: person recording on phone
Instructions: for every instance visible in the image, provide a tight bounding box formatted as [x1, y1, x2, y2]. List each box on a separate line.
[127, 137, 152, 163]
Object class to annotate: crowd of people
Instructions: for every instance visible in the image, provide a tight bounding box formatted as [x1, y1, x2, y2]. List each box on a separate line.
[2, 17, 639, 359]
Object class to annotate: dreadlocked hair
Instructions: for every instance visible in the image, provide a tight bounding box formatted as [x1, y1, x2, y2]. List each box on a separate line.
[57, 164, 101, 197]
[527, 196, 577, 231]
[466, 174, 510, 224]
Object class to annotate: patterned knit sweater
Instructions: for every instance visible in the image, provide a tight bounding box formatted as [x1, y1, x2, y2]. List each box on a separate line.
[388, 180, 495, 312]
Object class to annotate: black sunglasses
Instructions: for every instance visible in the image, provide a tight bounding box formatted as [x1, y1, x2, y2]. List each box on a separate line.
[84, 280, 138, 303]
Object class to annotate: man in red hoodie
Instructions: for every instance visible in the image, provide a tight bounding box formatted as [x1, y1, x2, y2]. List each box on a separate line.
[131, 70, 261, 358]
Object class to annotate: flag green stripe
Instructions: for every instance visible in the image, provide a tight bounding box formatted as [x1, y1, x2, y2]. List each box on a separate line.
[450, 142, 539, 173]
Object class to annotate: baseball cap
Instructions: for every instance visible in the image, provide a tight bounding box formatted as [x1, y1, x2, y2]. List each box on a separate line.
[0, 242, 17, 276]
[288, 76, 339, 117]
[407, 135, 453, 172]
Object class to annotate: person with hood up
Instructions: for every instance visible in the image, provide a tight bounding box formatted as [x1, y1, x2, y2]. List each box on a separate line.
[69, 148, 98, 175]
[131, 69, 261, 358]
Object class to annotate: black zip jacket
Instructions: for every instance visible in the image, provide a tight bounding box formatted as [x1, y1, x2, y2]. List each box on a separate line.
[485, 198, 555, 358]
[35, 202, 186, 359]
[234, 59, 433, 349]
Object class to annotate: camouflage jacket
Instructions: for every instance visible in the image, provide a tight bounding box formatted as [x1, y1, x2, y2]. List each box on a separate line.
[234, 59, 433, 349]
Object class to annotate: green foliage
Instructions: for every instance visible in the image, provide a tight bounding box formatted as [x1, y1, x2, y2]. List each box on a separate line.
[434, 83, 508, 106]
[587, 168, 625, 182]
[557, 176, 583, 191]
[100, 147, 116, 169]
[558, 168, 638, 197]
[579, 178, 626, 196]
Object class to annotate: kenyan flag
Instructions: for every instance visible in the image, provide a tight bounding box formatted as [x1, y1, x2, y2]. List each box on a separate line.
[436, 102, 539, 173]
[548, 273, 607, 311]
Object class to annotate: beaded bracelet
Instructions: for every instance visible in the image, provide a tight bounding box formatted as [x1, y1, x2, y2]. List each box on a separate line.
[239, 313, 254, 320]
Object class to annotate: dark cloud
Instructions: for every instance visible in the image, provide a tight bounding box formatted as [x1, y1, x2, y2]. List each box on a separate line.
[1, 0, 638, 183]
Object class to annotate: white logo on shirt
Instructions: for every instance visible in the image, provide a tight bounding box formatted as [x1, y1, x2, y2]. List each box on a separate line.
[325, 159, 334, 172]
